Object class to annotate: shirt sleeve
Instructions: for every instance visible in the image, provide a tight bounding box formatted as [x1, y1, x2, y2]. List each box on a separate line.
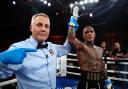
[0, 44, 22, 77]
[0, 45, 16, 79]
[0, 62, 14, 79]
[56, 40, 71, 57]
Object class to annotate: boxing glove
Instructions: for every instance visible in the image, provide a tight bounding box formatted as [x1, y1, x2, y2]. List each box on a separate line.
[0, 48, 36, 64]
[104, 79, 112, 89]
[68, 16, 79, 32]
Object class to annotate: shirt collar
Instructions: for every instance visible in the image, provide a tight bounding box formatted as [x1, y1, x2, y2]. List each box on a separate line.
[29, 36, 47, 49]
[29, 36, 38, 49]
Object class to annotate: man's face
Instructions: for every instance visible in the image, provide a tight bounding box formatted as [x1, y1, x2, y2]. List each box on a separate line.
[101, 42, 106, 49]
[83, 27, 96, 42]
[114, 43, 120, 49]
[30, 16, 50, 42]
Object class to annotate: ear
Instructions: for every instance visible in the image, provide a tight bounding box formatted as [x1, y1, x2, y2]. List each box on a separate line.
[83, 34, 85, 39]
[30, 25, 32, 32]
[94, 33, 96, 38]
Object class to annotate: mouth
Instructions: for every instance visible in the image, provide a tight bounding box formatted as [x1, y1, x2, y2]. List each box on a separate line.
[88, 37, 93, 39]
[39, 32, 47, 36]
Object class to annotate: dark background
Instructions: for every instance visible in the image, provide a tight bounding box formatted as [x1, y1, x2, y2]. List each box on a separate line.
[0, 0, 128, 51]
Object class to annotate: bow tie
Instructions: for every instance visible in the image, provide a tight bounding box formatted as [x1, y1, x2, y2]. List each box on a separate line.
[37, 42, 48, 49]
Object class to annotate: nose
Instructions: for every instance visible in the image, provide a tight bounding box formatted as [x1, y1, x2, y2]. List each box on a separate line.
[40, 26, 46, 31]
[87, 32, 92, 36]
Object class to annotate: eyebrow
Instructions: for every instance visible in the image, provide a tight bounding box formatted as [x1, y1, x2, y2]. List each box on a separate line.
[85, 30, 94, 33]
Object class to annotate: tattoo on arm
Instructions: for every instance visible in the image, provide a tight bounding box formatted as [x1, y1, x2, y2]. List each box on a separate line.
[68, 26, 76, 43]
[69, 26, 75, 34]
[67, 26, 80, 47]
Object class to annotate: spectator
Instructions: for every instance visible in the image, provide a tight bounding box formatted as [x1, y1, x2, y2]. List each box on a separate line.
[111, 42, 128, 89]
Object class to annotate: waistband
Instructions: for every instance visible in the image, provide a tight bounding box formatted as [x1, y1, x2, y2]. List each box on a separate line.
[80, 70, 102, 82]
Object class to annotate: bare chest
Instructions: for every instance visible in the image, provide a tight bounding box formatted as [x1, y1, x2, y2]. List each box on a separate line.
[77, 45, 104, 72]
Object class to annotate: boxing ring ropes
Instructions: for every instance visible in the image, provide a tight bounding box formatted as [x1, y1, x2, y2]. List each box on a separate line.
[65, 53, 128, 82]
[0, 53, 128, 88]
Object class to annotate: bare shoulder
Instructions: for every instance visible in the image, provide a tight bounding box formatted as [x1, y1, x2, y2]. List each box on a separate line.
[94, 45, 103, 51]
[94, 45, 101, 48]
[73, 39, 82, 46]
[75, 41, 86, 50]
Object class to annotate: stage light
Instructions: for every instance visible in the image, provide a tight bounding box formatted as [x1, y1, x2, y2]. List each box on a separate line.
[44, 0, 47, 4]
[84, 0, 88, 4]
[88, 0, 95, 3]
[80, 1, 84, 5]
[89, 13, 93, 17]
[12, 0, 16, 5]
[48, 3, 51, 7]
[70, 3, 73, 8]
[69, 0, 99, 10]
[94, 0, 99, 3]
[75, 1, 78, 4]
[40, 0, 43, 2]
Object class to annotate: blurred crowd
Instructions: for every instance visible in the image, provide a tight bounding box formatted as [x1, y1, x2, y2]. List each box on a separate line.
[100, 41, 128, 89]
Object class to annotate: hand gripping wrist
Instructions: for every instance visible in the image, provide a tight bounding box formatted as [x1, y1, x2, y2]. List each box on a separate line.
[69, 16, 77, 26]
[68, 16, 79, 32]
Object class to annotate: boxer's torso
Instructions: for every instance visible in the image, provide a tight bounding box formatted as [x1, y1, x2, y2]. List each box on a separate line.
[76, 43, 104, 72]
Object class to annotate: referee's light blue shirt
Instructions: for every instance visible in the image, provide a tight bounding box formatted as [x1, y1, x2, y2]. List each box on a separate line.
[0, 36, 71, 89]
